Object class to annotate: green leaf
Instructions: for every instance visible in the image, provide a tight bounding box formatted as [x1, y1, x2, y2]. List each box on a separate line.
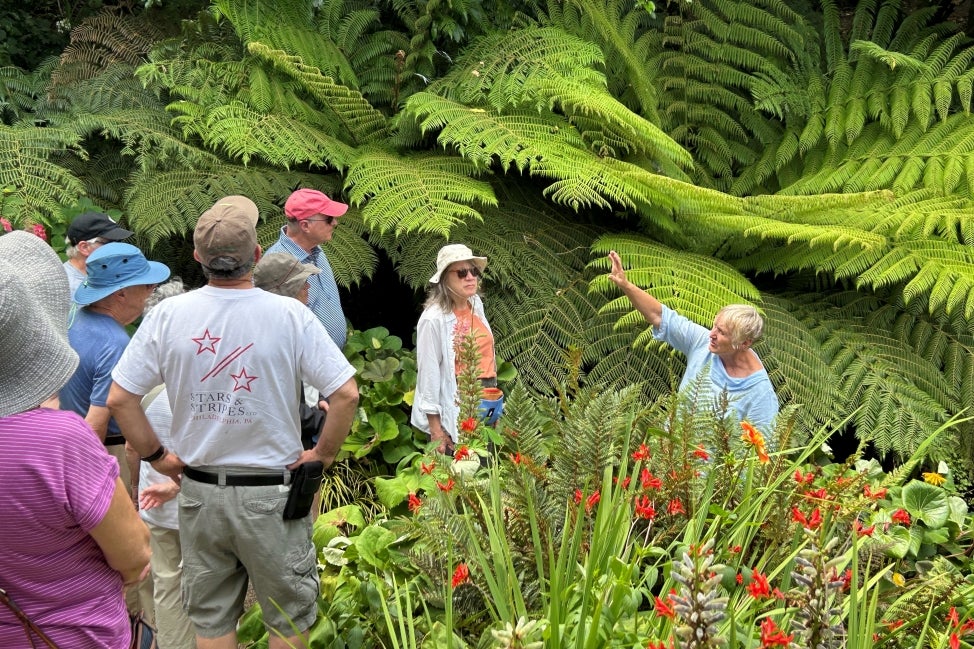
[353, 525, 396, 569]
[884, 525, 911, 558]
[369, 411, 400, 442]
[360, 357, 401, 382]
[947, 496, 969, 526]
[902, 481, 950, 528]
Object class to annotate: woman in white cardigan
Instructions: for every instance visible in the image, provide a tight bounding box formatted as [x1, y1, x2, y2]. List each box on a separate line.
[411, 244, 497, 455]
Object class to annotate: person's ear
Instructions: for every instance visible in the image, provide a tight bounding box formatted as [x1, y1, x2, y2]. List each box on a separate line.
[193, 249, 201, 263]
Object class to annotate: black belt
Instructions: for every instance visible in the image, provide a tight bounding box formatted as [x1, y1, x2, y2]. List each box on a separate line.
[183, 467, 286, 486]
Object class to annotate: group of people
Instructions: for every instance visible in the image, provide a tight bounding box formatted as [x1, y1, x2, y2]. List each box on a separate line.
[0, 188, 779, 648]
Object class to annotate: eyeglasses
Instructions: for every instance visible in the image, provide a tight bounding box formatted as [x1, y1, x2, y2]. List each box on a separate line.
[304, 216, 337, 226]
[453, 267, 481, 279]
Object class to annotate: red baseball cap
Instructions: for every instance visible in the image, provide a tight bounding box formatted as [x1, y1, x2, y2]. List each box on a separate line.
[284, 189, 348, 219]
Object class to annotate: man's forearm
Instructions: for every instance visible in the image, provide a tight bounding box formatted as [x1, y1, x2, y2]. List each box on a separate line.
[107, 382, 161, 457]
[312, 379, 358, 467]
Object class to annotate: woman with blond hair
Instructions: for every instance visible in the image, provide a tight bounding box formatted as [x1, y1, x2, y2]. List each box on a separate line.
[607, 250, 779, 435]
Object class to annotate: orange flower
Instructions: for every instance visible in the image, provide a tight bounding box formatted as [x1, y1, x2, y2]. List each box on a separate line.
[407, 493, 422, 513]
[451, 563, 470, 588]
[453, 445, 471, 461]
[692, 445, 709, 461]
[891, 508, 911, 525]
[741, 422, 769, 463]
[420, 461, 435, 475]
[863, 484, 887, 500]
[791, 506, 822, 530]
[573, 489, 583, 505]
[632, 443, 651, 461]
[437, 478, 456, 492]
[460, 417, 478, 432]
[666, 499, 685, 515]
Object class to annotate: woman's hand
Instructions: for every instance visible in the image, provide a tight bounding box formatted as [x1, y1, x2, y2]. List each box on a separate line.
[607, 250, 628, 288]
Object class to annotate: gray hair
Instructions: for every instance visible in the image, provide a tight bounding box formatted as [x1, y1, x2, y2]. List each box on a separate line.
[716, 304, 764, 347]
[201, 254, 255, 280]
[144, 278, 186, 314]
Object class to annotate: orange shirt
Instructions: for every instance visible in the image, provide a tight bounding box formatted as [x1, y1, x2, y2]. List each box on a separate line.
[453, 308, 496, 379]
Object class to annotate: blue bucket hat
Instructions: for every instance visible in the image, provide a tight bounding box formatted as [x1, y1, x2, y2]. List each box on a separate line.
[74, 242, 171, 306]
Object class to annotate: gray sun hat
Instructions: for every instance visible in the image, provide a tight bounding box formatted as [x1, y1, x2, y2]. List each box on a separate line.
[429, 243, 487, 284]
[0, 231, 79, 416]
[253, 252, 320, 299]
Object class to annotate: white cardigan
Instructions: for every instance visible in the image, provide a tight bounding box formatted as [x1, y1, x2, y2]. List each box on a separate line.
[410, 295, 493, 443]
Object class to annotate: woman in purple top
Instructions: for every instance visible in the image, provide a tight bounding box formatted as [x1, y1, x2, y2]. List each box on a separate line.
[0, 231, 150, 648]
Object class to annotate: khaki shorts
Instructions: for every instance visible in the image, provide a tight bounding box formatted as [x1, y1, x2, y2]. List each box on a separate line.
[178, 475, 318, 638]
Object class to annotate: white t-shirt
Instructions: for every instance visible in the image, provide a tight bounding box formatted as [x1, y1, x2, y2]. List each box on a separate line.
[113, 286, 355, 469]
[63, 260, 85, 298]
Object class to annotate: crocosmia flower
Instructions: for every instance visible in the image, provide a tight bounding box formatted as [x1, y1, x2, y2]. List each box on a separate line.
[451, 563, 470, 588]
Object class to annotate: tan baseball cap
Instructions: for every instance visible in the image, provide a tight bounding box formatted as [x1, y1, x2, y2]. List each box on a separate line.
[194, 195, 259, 268]
[253, 252, 320, 299]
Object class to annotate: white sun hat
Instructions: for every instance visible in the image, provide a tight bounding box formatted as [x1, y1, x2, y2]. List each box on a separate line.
[429, 244, 487, 284]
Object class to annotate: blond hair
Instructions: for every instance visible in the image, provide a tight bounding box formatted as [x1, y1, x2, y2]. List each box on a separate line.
[716, 304, 764, 347]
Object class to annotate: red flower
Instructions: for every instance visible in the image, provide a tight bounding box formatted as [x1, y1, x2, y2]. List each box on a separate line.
[653, 590, 677, 619]
[891, 508, 911, 525]
[646, 641, 673, 649]
[692, 445, 709, 461]
[585, 491, 601, 513]
[793, 469, 815, 484]
[747, 571, 771, 599]
[840, 568, 853, 592]
[573, 489, 583, 505]
[0, 218, 11, 233]
[451, 563, 470, 588]
[634, 496, 656, 520]
[407, 493, 422, 513]
[460, 417, 478, 432]
[772, 588, 785, 600]
[437, 478, 456, 492]
[510, 452, 525, 465]
[640, 468, 663, 490]
[759, 618, 793, 648]
[31, 224, 47, 241]
[947, 607, 960, 626]
[863, 484, 887, 500]
[736, 573, 743, 584]
[792, 506, 822, 530]
[950, 633, 960, 649]
[666, 499, 685, 515]
[804, 488, 828, 501]
[884, 620, 904, 631]
[454, 445, 471, 461]
[420, 461, 435, 475]
[854, 519, 875, 537]
[632, 444, 651, 461]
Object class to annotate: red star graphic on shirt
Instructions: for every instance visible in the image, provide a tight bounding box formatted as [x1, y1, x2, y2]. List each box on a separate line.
[230, 368, 258, 392]
[192, 329, 221, 355]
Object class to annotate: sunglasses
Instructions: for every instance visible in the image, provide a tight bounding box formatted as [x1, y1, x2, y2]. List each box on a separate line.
[453, 267, 481, 279]
[304, 216, 337, 226]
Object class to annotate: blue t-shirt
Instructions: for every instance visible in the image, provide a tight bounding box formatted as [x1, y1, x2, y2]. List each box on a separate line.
[60, 307, 130, 441]
[653, 305, 779, 435]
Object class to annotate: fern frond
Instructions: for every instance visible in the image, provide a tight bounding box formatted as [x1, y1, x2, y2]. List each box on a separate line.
[345, 148, 496, 236]
[0, 123, 86, 224]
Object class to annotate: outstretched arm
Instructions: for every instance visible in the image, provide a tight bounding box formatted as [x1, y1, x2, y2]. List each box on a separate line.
[607, 250, 664, 329]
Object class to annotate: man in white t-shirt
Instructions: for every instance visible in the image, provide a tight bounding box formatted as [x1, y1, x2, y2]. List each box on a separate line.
[107, 195, 359, 649]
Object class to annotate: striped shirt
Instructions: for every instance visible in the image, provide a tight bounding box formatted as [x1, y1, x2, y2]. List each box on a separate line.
[266, 228, 347, 348]
[0, 408, 129, 648]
